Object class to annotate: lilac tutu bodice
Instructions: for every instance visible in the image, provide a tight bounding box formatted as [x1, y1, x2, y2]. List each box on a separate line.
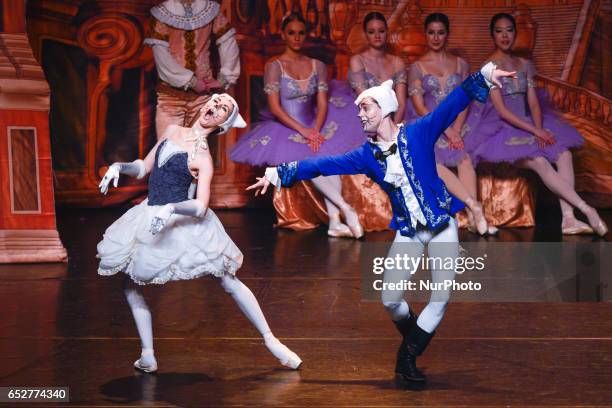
[419, 73, 463, 110]
[467, 58, 583, 164]
[405, 58, 476, 166]
[348, 69, 407, 90]
[272, 69, 319, 127]
[229, 58, 366, 166]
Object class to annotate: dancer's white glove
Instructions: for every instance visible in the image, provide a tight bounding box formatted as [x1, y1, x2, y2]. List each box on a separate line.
[99, 160, 146, 194]
[150, 200, 206, 235]
[480, 61, 517, 89]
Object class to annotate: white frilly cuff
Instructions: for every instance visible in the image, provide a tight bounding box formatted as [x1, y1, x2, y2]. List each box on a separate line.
[264, 167, 281, 191]
[480, 61, 497, 88]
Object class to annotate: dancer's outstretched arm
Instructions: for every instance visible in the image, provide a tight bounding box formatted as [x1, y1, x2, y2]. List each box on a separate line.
[247, 146, 368, 196]
[98, 133, 171, 194]
[412, 63, 515, 149]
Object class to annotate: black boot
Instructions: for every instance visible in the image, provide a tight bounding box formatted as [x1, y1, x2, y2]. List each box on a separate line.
[392, 310, 425, 384]
[393, 312, 435, 385]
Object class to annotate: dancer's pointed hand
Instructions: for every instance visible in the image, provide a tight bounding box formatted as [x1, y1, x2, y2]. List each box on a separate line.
[491, 69, 517, 88]
[246, 176, 271, 196]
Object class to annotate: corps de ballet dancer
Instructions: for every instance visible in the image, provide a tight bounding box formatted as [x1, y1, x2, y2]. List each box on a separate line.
[467, 13, 607, 236]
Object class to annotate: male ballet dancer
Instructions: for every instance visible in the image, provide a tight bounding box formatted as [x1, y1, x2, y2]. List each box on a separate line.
[248, 63, 514, 385]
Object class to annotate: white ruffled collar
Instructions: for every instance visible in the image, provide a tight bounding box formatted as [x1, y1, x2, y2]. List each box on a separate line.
[375, 125, 406, 188]
[151, 0, 219, 30]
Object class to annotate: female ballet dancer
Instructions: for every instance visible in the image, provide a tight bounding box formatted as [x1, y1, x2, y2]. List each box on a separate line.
[97, 93, 302, 373]
[348, 12, 407, 123]
[407, 13, 492, 235]
[229, 12, 364, 238]
[469, 13, 607, 236]
[248, 65, 516, 384]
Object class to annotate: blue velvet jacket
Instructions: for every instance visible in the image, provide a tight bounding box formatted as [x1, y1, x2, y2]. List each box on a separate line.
[276, 72, 490, 237]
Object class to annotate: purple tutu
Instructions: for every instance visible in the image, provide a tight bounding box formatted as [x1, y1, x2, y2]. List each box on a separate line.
[230, 59, 365, 166]
[468, 89, 583, 164]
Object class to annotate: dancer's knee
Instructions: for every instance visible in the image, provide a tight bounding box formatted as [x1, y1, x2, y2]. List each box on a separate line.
[458, 155, 473, 168]
[523, 156, 549, 173]
[382, 300, 402, 312]
[559, 150, 571, 159]
[382, 298, 407, 317]
[123, 284, 147, 309]
[219, 273, 239, 294]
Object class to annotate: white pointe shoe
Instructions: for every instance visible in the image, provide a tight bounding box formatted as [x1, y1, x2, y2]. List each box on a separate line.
[578, 201, 609, 237]
[487, 225, 499, 235]
[265, 337, 303, 370]
[133, 350, 158, 373]
[465, 198, 488, 236]
[341, 206, 364, 239]
[328, 219, 353, 238]
[561, 216, 593, 235]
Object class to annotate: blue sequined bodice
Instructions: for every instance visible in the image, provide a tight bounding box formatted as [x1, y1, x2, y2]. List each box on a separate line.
[148, 140, 193, 206]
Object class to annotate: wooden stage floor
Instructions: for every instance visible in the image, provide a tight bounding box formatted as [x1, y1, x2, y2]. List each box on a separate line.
[1, 207, 611, 407]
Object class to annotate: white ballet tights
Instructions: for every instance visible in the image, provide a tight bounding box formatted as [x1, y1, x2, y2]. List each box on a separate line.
[123, 274, 296, 367]
[218, 274, 298, 363]
[123, 278, 156, 366]
[519, 156, 600, 227]
[218, 274, 272, 335]
[381, 219, 459, 334]
[311, 175, 357, 224]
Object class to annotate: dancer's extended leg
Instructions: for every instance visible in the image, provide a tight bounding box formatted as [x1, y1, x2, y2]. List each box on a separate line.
[520, 156, 607, 236]
[218, 274, 302, 369]
[123, 276, 157, 372]
[437, 163, 488, 235]
[555, 151, 592, 234]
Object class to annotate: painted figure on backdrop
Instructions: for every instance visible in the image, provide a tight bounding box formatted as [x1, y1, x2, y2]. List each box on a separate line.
[144, 0, 240, 138]
[97, 94, 302, 373]
[467, 13, 607, 236]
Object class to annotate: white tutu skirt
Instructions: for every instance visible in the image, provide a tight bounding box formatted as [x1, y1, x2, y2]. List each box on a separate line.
[97, 199, 243, 285]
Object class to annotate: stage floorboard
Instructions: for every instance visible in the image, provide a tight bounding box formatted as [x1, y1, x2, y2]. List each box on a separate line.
[0, 207, 610, 407]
